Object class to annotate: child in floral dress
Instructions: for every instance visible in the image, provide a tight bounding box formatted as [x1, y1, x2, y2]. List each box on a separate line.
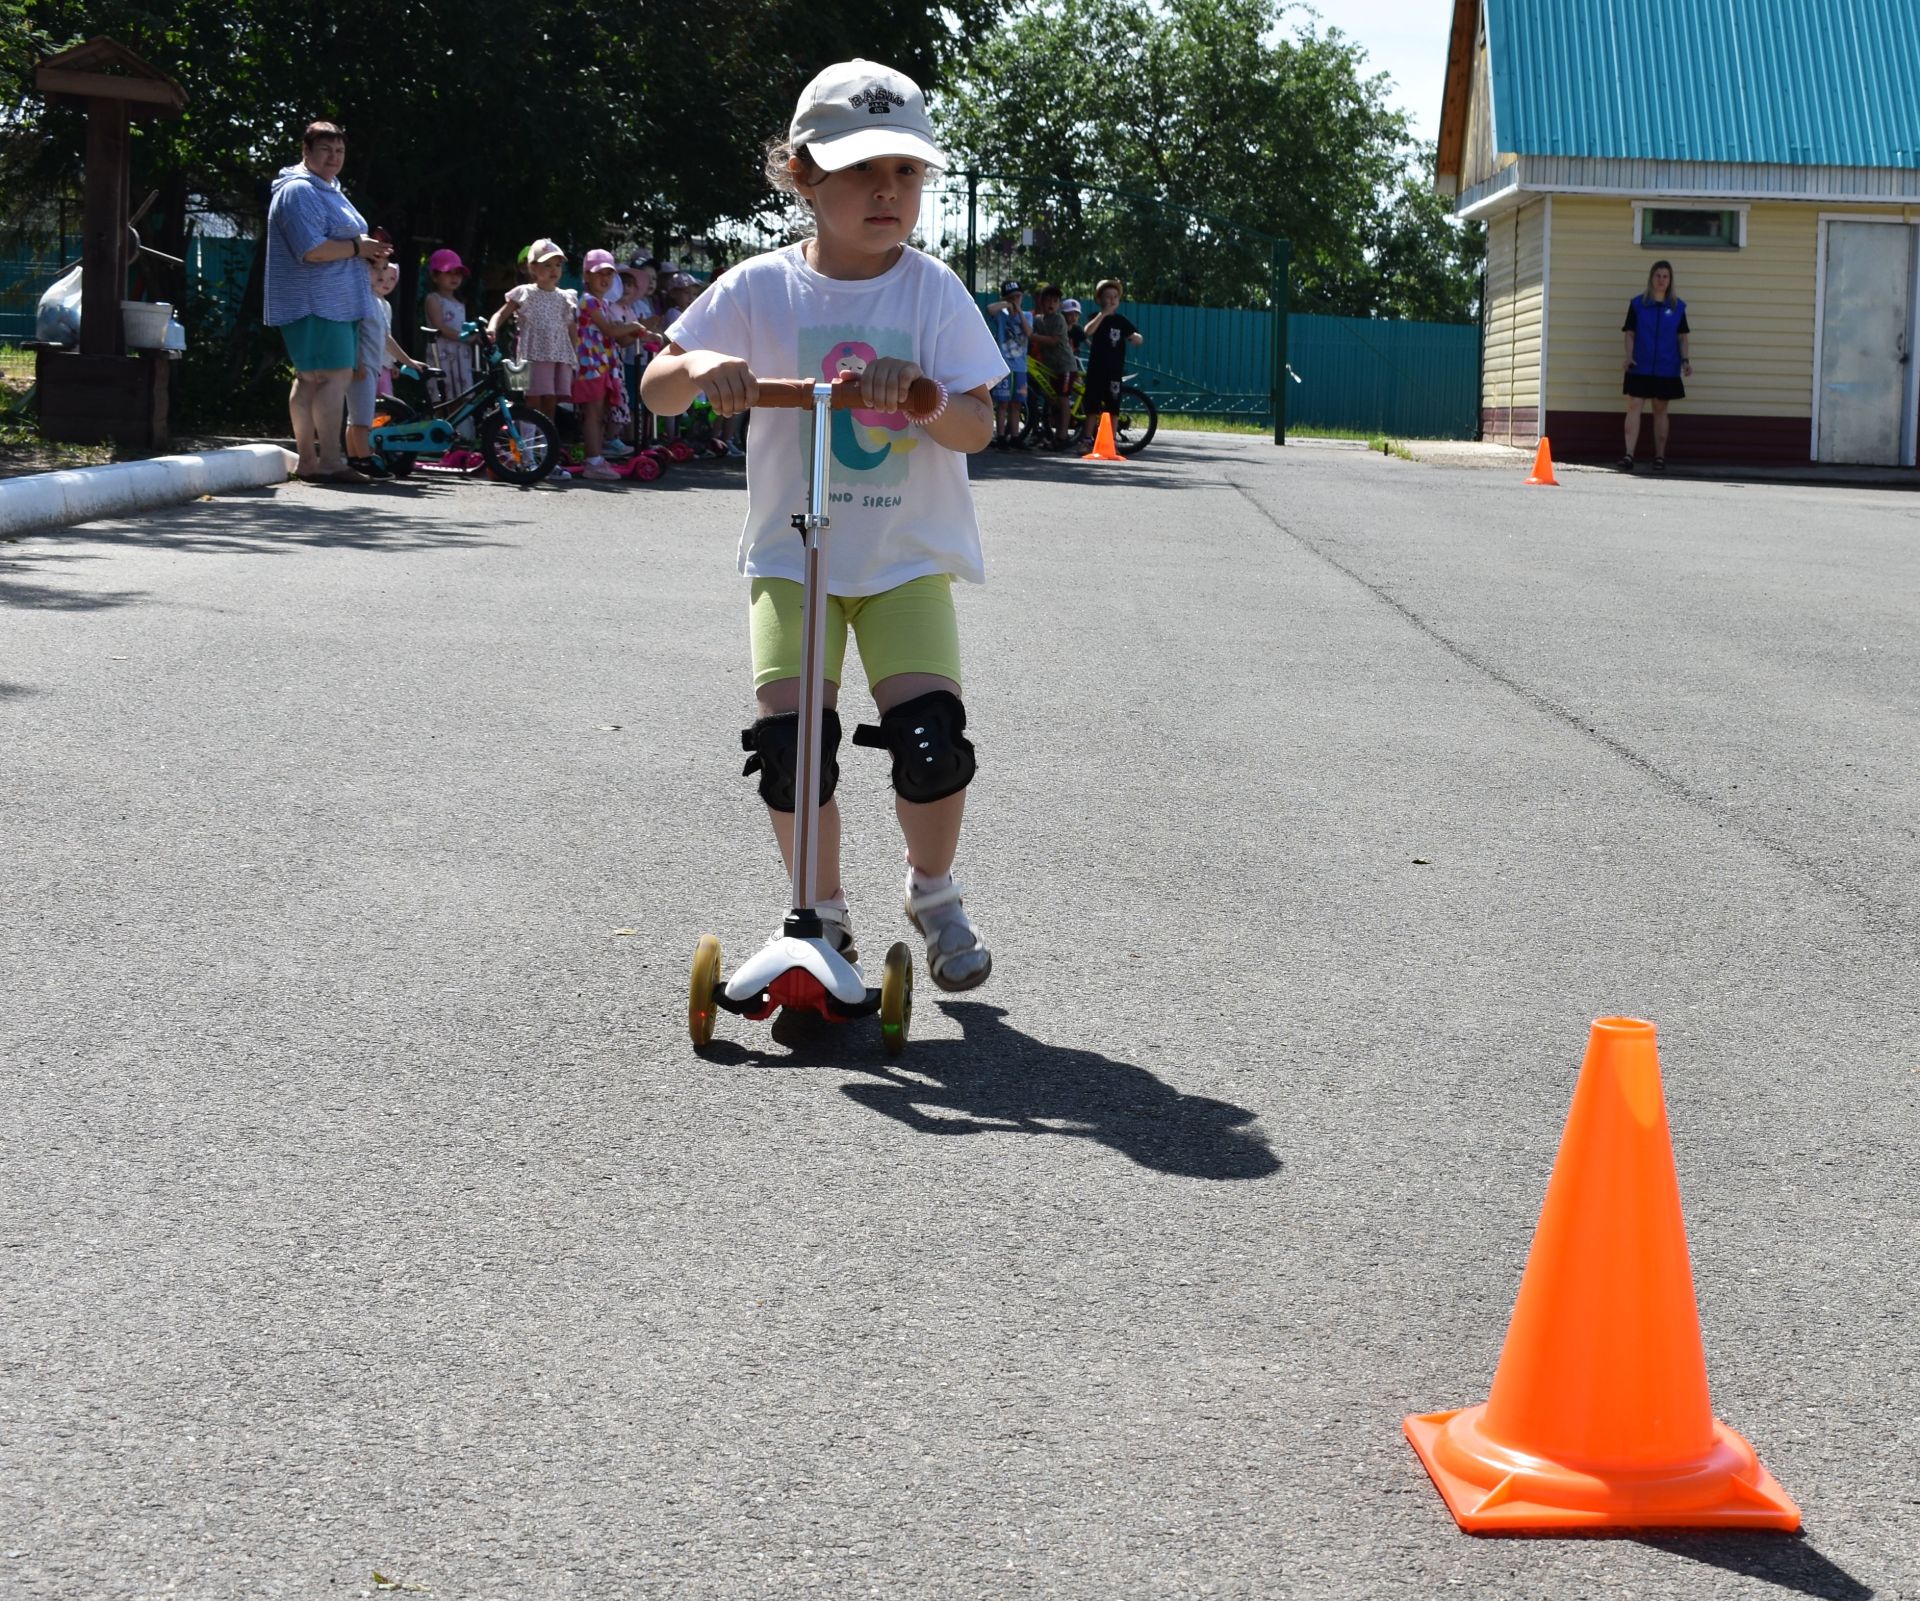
[489, 237, 576, 430]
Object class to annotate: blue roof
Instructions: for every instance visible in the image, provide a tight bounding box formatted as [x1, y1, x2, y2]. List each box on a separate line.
[1486, 0, 1920, 168]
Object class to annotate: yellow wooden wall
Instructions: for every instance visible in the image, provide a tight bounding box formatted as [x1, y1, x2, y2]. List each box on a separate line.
[1538, 197, 1917, 418]
[1483, 199, 1546, 441]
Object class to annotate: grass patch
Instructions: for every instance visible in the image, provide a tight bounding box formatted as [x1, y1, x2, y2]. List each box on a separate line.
[1160, 413, 1270, 436]
[1161, 413, 1390, 441]
[0, 343, 116, 475]
[1367, 433, 1417, 462]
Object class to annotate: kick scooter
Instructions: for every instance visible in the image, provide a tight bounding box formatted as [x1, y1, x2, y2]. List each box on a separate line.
[689, 373, 943, 1054]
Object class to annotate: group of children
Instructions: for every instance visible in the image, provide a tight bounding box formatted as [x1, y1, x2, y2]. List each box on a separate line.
[344, 239, 725, 480]
[339, 236, 1142, 479]
[983, 276, 1143, 448]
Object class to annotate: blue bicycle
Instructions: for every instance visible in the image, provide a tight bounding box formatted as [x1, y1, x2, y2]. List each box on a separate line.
[370, 320, 559, 485]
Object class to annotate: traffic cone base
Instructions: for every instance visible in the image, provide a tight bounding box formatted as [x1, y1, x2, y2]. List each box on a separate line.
[1525, 436, 1557, 485]
[1404, 1407, 1800, 1533]
[1082, 411, 1126, 462]
[1403, 1017, 1801, 1535]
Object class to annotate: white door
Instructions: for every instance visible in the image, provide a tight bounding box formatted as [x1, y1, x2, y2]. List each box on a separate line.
[1816, 221, 1916, 465]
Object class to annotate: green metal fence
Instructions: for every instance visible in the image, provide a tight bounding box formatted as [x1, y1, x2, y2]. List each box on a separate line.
[983, 298, 1478, 439]
[0, 235, 79, 341]
[1285, 314, 1479, 438]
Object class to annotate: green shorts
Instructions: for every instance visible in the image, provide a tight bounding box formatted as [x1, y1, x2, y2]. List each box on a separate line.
[750, 574, 962, 691]
[279, 314, 358, 374]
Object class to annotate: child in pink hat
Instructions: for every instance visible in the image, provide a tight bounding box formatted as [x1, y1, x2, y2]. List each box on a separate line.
[423, 248, 475, 433]
[573, 248, 646, 478]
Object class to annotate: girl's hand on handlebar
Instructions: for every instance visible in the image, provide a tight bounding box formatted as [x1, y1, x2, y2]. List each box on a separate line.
[688, 352, 758, 415]
[860, 357, 924, 414]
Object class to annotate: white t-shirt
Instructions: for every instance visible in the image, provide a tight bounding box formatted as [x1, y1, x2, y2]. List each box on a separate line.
[668, 243, 1007, 596]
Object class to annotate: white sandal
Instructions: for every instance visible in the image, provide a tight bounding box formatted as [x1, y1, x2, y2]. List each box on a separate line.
[817, 904, 857, 965]
[904, 878, 992, 992]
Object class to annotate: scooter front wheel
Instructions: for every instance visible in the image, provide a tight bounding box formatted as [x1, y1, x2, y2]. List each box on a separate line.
[879, 941, 913, 1053]
[690, 934, 723, 1048]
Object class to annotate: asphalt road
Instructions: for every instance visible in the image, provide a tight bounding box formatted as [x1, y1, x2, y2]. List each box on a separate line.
[5, 434, 1917, 1600]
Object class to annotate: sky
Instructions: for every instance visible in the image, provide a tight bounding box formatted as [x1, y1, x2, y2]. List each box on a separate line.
[1315, 0, 1454, 146]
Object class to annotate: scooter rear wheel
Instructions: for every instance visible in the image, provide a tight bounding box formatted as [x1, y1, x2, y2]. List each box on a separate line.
[690, 934, 723, 1048]
[879, 941, 913, 1053]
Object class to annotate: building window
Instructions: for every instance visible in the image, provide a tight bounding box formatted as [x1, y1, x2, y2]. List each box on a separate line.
[1638, 207, 1743, 249]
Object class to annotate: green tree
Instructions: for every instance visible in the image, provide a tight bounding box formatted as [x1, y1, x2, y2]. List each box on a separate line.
[1366, 146, 1483, 323]
[936, 0, 1477, 319]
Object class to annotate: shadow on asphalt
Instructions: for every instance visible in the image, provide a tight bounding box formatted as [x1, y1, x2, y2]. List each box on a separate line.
[1632, 1534, 1873, 1599]
[967, 435, 1259, 490]
[0, 487, 524, 612]
[700, 999, 1279, 1182]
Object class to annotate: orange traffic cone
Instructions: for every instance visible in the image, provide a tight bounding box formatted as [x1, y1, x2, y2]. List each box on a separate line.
[1525, 436, 1558, 485]
[1404, 1017, 1800, 1533]
[1082, 411, 1126, 462]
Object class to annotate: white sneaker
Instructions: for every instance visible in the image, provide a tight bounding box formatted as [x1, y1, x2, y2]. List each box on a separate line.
[581, 459, 622, 481]
[904, 874, 991, 991]
[603, 439, 634, 457]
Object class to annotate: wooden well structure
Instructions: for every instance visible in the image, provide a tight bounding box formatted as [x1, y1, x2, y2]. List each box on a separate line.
[33, 38, 186, 448]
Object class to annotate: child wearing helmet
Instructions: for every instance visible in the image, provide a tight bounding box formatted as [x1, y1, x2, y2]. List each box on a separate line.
[641, 59, 1006, 992]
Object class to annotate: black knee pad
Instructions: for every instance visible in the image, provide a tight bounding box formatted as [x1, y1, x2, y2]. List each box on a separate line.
[853, 690, 976, 804]
[740, 709, 841, 812]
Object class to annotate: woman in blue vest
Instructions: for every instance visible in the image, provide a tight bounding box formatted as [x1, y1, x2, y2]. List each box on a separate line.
[1619, 260, 1692, 471]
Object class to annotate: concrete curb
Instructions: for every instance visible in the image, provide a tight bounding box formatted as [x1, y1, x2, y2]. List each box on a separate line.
[0, 444, 296, 537]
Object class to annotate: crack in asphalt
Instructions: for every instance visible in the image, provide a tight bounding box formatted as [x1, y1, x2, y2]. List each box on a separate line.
[1226, 474, 1917, 960]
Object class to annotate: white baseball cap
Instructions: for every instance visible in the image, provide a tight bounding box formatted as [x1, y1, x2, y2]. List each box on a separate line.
[790, 59, 946, 172]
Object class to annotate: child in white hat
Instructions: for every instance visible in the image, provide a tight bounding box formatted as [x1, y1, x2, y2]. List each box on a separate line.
[641, 60, 1007, 992]
[488, 237, 577, 442]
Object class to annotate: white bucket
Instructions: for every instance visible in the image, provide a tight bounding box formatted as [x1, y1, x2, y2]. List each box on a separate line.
[121, 300, 174, 349]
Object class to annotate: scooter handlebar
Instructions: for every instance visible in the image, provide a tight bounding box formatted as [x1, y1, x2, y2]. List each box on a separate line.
[753, 375, 941, 414]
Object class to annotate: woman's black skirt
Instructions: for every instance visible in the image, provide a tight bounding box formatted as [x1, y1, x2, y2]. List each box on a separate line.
[1624, 372, 1685, 400]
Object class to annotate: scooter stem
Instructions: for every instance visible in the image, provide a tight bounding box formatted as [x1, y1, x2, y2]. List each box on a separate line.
[787, 378, 836, 926]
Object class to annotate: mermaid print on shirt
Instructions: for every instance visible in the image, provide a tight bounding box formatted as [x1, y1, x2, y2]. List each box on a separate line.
[800, 325, 919, 488]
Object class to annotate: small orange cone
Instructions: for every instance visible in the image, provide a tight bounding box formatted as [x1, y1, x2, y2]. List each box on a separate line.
[1082, 411, 1126, 462]
[1404, 1017, 1800, 1533]
[1524, 436, 1558, 485]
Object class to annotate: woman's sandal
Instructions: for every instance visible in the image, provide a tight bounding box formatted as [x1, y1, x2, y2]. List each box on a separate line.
[1653, 456, 1667, 472]
[1616, 455, 1636, 471]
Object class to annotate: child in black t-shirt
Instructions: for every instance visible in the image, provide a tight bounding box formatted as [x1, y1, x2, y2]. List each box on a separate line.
[1082, 277, 1143, 415]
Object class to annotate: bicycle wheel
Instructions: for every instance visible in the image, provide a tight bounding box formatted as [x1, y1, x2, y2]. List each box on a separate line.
[1111, 386, 1159, 456]
[370, 396, 418, 477]
[479, 404, 559, 485]
[1018, 385, 1050, 448]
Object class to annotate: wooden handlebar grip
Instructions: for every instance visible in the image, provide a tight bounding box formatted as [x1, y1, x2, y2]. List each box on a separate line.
[752, 376, 942, 416]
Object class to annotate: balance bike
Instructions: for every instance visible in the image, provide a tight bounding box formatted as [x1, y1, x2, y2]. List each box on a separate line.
[689, 374, 942, 1054]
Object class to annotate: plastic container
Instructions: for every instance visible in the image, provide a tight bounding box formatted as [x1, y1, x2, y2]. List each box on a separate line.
[121, 300, 173, 349]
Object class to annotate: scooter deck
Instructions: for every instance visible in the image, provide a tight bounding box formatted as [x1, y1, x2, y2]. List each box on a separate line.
[717, 935, 881, 1022]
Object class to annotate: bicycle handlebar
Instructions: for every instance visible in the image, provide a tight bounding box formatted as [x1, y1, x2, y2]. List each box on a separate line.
[753, 375, 941, 415]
